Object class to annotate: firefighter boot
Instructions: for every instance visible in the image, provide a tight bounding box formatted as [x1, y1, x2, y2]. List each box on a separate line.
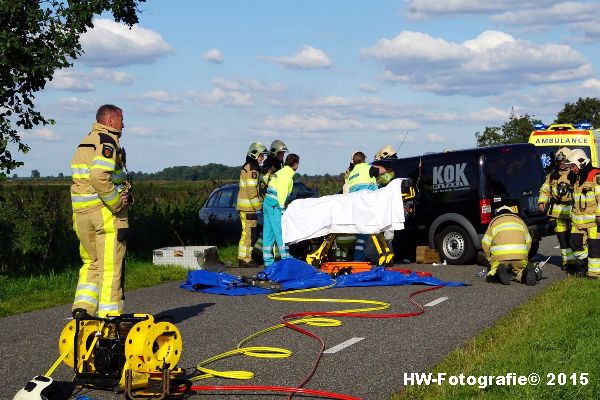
[575, 259, 588, 278]
[496, 265, 512, 285]
[524, 266, 537, 286]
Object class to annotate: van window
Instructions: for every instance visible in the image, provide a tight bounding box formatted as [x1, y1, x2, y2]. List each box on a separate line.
[537, 146, 591, 172]
[484, 151, 541, 197]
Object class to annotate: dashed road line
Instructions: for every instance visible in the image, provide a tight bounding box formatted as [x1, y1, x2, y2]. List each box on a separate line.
[324, 337, 365, 354]
[424, 297, 449, 307]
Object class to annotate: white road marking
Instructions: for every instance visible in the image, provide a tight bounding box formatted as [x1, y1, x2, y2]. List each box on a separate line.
[424, 297, 449, 307]
[324, 337, 364, 354]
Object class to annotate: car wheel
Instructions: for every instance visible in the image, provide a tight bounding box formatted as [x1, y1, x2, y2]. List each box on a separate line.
[435, 225, 475, 265]
[529, 240, 540, 260]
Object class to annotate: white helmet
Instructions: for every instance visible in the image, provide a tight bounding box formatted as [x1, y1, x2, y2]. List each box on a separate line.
[565, 148, 590, 169]
[374, 144, 396, 161]
[269, 140, 288, 157]
[247, 142, 268, 160]
[496, 205, 515, 214]
[555, 147, 571, 161]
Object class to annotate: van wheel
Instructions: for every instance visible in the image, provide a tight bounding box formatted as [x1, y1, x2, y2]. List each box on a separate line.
[435, 225, 475, 265]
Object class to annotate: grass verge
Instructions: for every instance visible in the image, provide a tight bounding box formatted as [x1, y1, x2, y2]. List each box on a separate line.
[0, 245, 239, 317]
[392, 277, 600, 400]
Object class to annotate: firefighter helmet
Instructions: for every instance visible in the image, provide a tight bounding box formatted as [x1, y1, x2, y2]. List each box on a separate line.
[565, 148, 590, 169]
[247, 142, 268, 160]
[555, 147, 571, 161]
[269, 140, 288, 157]
[496, 205, 515, 214]
[374, 144, 396, 161]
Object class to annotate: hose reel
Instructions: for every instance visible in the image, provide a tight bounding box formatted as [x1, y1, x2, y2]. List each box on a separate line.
[58, 313, 184, 398]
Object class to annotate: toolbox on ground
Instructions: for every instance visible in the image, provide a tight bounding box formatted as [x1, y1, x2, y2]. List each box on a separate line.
[415, 246, 441, 264]
[153, 246, 218, 270]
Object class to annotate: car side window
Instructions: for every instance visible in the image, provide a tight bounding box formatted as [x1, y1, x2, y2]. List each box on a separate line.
[206, 192, 219, 208]
[217, 188, 235, 208]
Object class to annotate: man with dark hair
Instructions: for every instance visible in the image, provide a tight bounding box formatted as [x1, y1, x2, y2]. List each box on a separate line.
[70, 104, 130, 317]
[262, 153, 299, 266]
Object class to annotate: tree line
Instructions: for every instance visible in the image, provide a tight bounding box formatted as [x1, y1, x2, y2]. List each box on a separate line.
[475, 97, 600, 147]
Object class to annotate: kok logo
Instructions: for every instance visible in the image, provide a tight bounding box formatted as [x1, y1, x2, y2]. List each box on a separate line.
[433, 163, 469, 192]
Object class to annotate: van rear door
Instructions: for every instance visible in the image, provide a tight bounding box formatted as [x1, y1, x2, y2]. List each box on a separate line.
[481, 145, 546, 219]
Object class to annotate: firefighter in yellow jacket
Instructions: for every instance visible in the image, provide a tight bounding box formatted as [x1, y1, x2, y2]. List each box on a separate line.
[71, 104, 130, 318]
[537, 147, 575, 269]
[237, 142, 268, 268]
[482, 205, 540, 285]
[565, 149, 600, 278]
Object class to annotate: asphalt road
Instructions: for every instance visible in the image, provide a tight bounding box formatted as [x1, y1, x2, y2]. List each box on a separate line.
[1, 237, 564, 400]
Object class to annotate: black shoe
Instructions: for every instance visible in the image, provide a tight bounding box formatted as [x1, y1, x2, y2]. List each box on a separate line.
[238, 260, 260, 268]
[72, 308, 91, 319]
[524, 267, 537, 286]
[575, 259, 588, 278]
[497, 265, 512, 285]
[534, 265, 543, 281]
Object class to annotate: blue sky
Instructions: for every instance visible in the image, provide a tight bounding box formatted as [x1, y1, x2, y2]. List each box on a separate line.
[15, 0, 600, 176]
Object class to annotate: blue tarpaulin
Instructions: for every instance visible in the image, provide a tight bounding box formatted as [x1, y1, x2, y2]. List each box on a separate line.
[181, 258, 465, 296]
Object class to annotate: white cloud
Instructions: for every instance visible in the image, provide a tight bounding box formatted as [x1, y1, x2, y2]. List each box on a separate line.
[373, 119, 419, 131]
[55, 97, 96, 113]
[91, 68, 133, 85]
[358, 84, 378, 93]
[491, 1, 598, 27]
[127, 126, 165, 137]
[136, 90, 182, 103]
[191, 88, 253, 107]
[79, 19, 175, 67]
[203, 49, 224, 63]
[361, 30, 592, 96]
[134, 105, 188, 115]
[426, 133, 448, 143]
[404, 0, 561, 20]
[211, 77, 286, 96]
[48, 70, 94, 92]
[261, 114, 364, 133]
[260, 45, 332, 69]
[23, 127, 63, 142]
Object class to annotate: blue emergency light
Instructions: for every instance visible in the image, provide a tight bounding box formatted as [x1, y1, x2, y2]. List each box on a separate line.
[575, 122, 593, 130]
[533, 123, 548, 130]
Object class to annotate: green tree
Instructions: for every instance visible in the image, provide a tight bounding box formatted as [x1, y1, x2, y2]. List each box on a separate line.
[31, 169, 40, 179]
[555, 97, 600, 128]
[475, 112, 540, 147]
[0, 0, 146, 174]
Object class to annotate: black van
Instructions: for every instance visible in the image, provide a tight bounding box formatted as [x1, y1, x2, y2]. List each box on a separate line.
[375, 143, 550, 265]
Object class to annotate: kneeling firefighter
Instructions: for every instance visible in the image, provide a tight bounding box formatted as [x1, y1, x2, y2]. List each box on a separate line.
[482, 205, 541, 286]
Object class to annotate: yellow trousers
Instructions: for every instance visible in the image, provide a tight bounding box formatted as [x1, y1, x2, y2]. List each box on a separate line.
[72, 207, 127, 317]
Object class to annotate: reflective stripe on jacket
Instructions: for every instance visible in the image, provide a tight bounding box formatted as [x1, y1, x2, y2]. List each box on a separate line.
[70, 123, 125, 214]
[264, 165, 295, 208]
[572, 169, 600, 228]
[482, 213, 532, 261]
[347, 163, 377, 192]
[237, 161, 262, 212]
[538, 169, 572, 220]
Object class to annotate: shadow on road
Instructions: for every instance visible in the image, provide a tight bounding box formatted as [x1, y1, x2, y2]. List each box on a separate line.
[155, 303, 214, 324]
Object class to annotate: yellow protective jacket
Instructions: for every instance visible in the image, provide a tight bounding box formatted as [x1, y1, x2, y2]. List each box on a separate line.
[538, 169, 573, 220]
[236, 159, 262, 212]
[70, 123, 126, 214]
[264, 165, 295, 208]
[482, 213, 531, 261]
[347, 163, 377, 192]
[571, 168, 600, 228]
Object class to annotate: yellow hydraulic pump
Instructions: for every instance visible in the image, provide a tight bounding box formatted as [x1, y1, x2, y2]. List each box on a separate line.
[58, 313, 184, 398]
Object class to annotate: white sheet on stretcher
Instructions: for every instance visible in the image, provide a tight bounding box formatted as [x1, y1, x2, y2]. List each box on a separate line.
[282, 178, 405, 244]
